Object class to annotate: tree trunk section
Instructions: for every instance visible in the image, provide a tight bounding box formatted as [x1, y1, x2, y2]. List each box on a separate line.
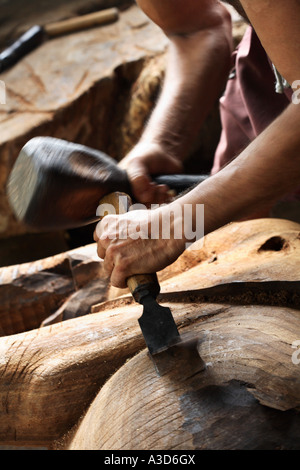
[65, 301, 300, 450]
[0, 218, 299, 448]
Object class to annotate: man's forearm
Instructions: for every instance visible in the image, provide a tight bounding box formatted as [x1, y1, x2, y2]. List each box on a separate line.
[139, 21, 232, 161]
[178, 102, 300, 236]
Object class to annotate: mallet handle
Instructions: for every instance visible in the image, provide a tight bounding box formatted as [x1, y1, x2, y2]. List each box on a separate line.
[45, 8, 119, 37]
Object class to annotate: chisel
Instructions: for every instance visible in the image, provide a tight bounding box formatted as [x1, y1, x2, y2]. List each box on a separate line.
[98, 192, 204, 377]
[7, 137, 205, 377]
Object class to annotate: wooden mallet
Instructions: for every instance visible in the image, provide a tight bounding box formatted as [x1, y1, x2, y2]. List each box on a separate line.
[7, 136, 207, 231]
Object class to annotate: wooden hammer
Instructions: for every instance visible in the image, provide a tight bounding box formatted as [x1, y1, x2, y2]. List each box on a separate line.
[7, 136, 208, 231]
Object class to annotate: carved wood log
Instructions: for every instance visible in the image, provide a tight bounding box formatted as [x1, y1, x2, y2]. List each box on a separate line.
[0, 218, 299, 449]
[65, 301, 300, 450]
[0, 244, 108, 336]
[107, 217, 300, 299]
[65, 216, 300, 449]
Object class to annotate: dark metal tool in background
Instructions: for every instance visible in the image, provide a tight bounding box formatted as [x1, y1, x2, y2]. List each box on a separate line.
[7, 136, 208, 231]
[0, 8, 119, 73]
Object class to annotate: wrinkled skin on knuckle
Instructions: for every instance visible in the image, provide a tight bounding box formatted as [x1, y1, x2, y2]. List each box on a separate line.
[111, 255, 131, 288]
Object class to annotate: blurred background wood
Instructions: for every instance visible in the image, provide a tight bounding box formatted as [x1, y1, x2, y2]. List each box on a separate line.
[0, 243, 108, 336]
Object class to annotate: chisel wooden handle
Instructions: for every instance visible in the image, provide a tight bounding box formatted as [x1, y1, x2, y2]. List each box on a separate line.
[45, 8, 119, 37]
[99, 191, 160, 303]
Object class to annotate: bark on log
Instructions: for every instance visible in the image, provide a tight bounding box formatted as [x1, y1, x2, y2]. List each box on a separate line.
[0, 218, 299, 448]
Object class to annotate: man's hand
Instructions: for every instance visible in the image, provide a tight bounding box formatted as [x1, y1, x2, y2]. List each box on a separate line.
[93, 204, 186, 288]
[119, 142, 183, 204]
[92, 0, 234, 287]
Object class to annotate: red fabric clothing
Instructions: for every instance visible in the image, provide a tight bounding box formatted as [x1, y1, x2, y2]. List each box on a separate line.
[212, 26, 293, 175]
[212, 26, 300, 204]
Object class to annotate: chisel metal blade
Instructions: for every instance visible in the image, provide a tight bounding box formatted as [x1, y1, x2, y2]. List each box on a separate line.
[149, 336, 205, 378]
[138, 295, 180, 355]
[138, 295, 204, 377]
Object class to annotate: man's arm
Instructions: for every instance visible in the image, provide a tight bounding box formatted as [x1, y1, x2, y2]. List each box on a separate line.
[95, 101, 300, 288]
[180, 102, 300, 236]
[186, 0, 300, 232]
[95, 1, 300, 288]
[241, 0, 300, 85]
[120, 0, 233, 203]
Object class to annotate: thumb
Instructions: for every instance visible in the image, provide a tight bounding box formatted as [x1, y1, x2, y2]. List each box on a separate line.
[126, 161, 155, 203]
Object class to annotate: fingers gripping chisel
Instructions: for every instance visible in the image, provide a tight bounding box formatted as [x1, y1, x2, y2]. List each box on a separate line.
[7, 137, 205, 377]
[99, 192, 204, 377]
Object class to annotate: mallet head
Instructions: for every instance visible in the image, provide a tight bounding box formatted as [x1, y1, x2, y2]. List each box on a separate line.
[7, 136, 130, 230]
